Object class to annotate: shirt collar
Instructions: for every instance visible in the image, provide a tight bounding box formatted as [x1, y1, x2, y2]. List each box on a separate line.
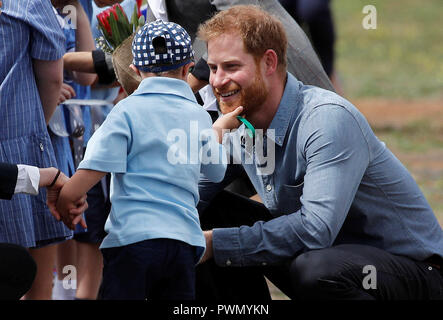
[132, 77, 197, 104]
[267, 73, 302, 146]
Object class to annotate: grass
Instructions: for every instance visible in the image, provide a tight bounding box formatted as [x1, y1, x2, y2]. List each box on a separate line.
[375, 120, 443, 152]
[332, 0, 443, 99]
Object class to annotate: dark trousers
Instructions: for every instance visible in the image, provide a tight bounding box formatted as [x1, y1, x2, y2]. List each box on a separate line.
[101, 238, 196, 300]
[0, 243, 36, 300]
[196, 191, 443, 300]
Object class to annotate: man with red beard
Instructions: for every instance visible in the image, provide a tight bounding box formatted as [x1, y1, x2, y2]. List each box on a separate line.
[212, 56, 268, 119]
[195, 5, 443, 300]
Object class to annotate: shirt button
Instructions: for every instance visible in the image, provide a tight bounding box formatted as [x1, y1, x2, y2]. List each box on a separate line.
[428, 266, 433, 271]
[39, 143, 44, 152]
[262, 262, 267, 266]
[226, 259, 232, 266]
[266, 184, 272, 192]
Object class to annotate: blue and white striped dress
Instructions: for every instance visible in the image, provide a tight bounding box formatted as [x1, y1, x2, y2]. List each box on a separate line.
[0, 0, 73, 247]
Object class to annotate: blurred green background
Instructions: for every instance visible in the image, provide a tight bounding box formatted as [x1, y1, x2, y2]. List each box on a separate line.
[333, 0, 443, 99]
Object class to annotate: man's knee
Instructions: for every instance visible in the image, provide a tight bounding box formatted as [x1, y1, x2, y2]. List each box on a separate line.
[289, 246, 382, 300]
[290, 250, 331, 298]
[289, 248, 362, 299]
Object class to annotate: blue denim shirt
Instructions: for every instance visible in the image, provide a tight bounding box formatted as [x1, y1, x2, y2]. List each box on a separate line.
[202, 73, 443, 267]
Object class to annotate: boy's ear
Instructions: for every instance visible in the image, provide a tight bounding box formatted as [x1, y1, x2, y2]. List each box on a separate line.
[130, 64, 141, 76]
[182, 61, 194, 78]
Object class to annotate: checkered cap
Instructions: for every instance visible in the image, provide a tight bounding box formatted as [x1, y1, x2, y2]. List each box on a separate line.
[132, 20, 194, 73]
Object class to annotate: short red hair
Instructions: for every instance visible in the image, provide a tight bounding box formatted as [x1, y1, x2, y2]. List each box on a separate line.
[198, 5, 288, 74]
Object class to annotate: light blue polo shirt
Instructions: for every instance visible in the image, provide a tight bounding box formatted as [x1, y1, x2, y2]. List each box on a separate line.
[78, 77, 227, 261]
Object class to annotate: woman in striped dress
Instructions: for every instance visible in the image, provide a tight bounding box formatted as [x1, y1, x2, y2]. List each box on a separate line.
[0, 0, 73, 299]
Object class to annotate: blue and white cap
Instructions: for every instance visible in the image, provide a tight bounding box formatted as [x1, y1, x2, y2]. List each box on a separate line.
[132, 19, 194, 73]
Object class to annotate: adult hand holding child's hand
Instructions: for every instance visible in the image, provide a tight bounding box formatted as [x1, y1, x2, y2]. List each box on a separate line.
[55, 184, 88, 230]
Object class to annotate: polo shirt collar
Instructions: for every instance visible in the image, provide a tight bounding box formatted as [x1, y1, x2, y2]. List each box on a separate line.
[132, 76, 197, 103]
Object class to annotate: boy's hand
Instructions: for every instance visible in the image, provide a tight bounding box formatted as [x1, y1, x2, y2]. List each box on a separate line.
[70, 213, 88, 230]
[56, 186, 88, 230]
[213, 106, 243, 130]
[54, 169, 105, 229]
[58, 198, 88, 230]
[212, 106, 243, 143]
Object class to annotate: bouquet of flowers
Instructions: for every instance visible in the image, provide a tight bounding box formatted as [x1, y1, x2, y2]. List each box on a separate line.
[96, 3, 145, 53]
[96, 2, 146, 94]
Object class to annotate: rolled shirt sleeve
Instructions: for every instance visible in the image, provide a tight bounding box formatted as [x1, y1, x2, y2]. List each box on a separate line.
[14, 165, 40, 196]
[212, 106, 370, 267]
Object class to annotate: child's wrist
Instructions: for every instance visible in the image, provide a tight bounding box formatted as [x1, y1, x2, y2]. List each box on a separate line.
[212, 125, 224, 144]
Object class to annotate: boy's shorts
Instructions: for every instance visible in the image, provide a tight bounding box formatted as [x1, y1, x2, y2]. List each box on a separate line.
[100, 238, 197, 300]
[74, 175, 110, 244]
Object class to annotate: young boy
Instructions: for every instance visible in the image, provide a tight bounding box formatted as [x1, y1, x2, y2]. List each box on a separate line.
[55, 20, 242, 300]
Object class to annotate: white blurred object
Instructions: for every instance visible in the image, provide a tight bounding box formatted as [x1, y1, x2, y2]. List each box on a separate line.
[199, 84, 219, 113]
[147, 0, 168, 21]
[52, 277, 77, 300]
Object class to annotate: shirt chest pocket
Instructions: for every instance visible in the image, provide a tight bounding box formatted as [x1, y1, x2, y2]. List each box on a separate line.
[275, 182, 304, 216]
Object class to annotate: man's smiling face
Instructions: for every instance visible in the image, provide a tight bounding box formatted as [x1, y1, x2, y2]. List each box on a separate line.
[207, 33, 268, 116]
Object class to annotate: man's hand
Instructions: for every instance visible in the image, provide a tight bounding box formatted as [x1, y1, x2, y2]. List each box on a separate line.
[199, 230, 214, 264]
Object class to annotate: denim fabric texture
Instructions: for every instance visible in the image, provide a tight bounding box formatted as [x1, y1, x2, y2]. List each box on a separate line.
[204, 73, 443, 267]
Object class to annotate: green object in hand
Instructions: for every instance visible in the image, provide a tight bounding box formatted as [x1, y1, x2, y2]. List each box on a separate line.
[236, 116, 255, 138]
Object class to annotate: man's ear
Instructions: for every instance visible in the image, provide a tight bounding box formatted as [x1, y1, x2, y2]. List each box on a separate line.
[129, 64, 141, 76]
[262, 49, 278, 76]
